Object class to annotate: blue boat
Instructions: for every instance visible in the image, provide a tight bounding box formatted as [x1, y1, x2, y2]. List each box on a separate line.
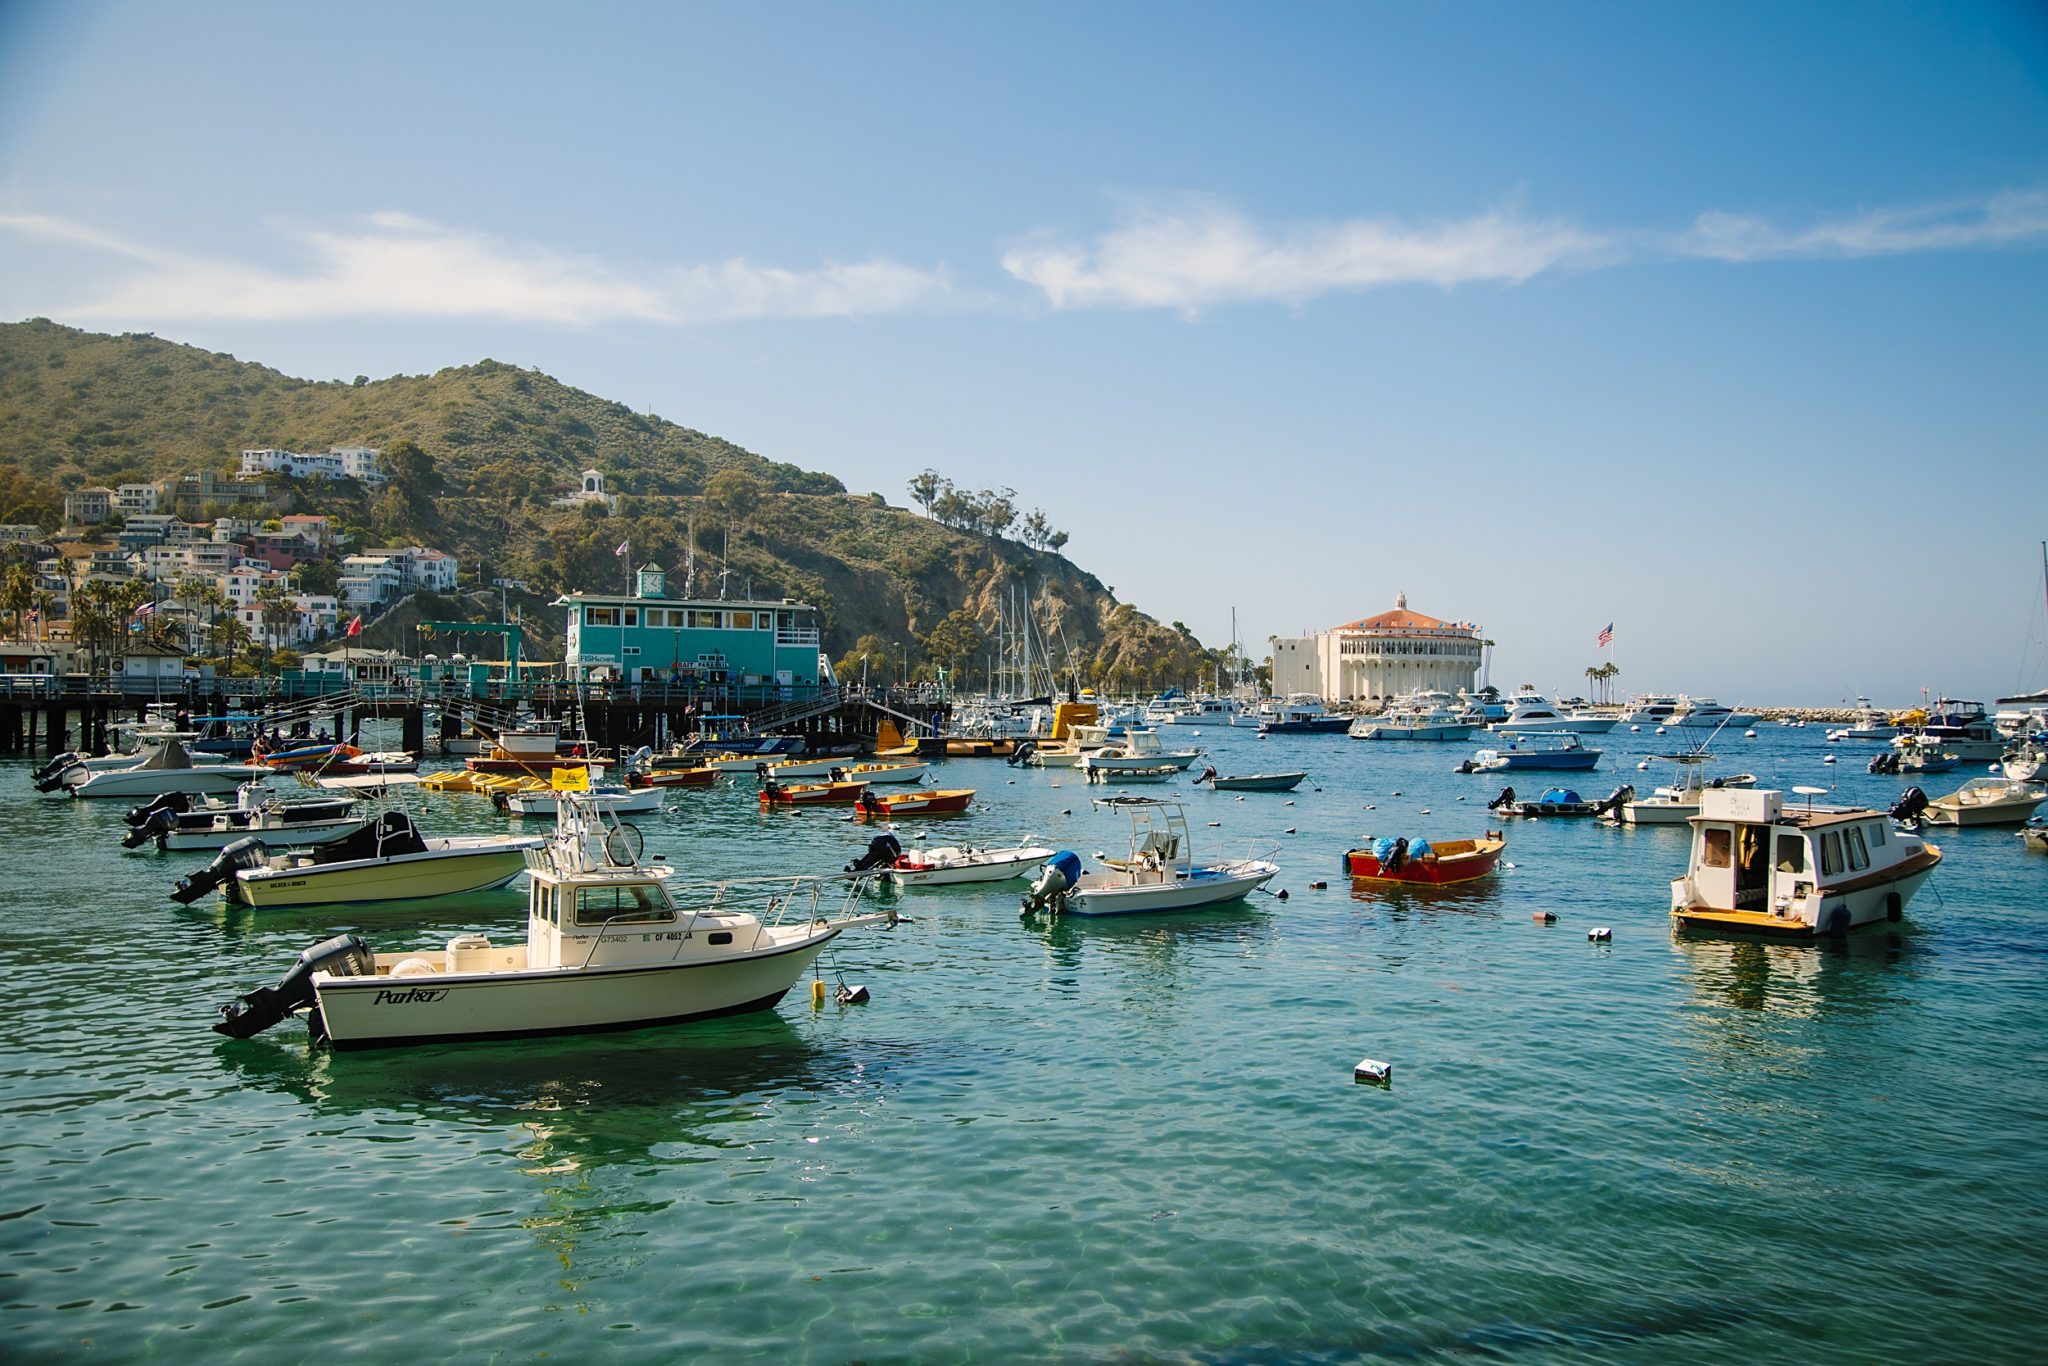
[1464, 731, 1601, 772]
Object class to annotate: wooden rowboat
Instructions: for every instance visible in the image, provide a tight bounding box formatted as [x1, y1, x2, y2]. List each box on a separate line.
[1343, 833, 1505, 885]
[759, 780, 869, 807]
[629, 766, 719, 788]
[856, 788, 976, 818]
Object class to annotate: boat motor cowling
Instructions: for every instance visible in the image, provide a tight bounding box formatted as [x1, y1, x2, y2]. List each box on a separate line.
[1020, 850, 1084, 916]
[845, 832, 904, 873]
[122, 805, 182, 850]
[125, 791, 192, 828]
[171, 836, 270, 905]
[1007, 740, 1038, 768]
[1487, 786, 1517, 811]
[1890, 787, 1930, 826]
[32, 753, 87, 793]
[213, 934, 376, 1039]
[1593, 785, 1636, 818]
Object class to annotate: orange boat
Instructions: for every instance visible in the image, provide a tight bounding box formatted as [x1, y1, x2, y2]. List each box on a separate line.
[628, 766, 719, 789]
[856, 788, 976, 818]
[1343, 833, 1505, 885]
[759, 780, 869, 807]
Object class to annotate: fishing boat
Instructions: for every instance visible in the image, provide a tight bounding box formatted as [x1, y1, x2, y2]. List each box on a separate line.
[1670, 788, 1942, 938]
[758, 779, 868, 807]
[122, 782, 367, 852]
[1343, 832, 1506, 885]
[1488, 785, 1630, 819]
[1463, 732, 1601, 771]
[211, 794, 895, 1049]
[844, 832, 1055, 886]
[1921, 777, 2048, 827]
[170, 810, 545, 908]
[259, 741, 418, 775]
[1081, 761, 1178, 785]
[58, 735, 275, 800]
[1617, 754, 1756, 825]
[1825, 696, 1903, 743]
[1192, 767, 1306, 793]
[1348, 693, 1479, 741]
[1018, 797, 1279, 917]
[1064, 727, 1201, 772]
[839, 760, 929, 785]
[855, 788, 975, 817]
[500, 784, 666, 817]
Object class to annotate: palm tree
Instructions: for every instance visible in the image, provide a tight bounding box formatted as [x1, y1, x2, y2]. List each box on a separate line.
[1, 563, 34, 639]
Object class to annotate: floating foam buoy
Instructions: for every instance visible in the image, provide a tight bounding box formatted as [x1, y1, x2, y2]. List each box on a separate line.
[1007, 779, 1015, 784]
[1061, 808, 1072, 815]
[1354, 1058, 1393, 1085]
[1588, 927, 1612, 941]
[1284, 800, 1295, 806]
[1420, 808, 1431, 815]
[915, 831, 928, 839]
[1630, 724, 1641, 732]
[1503, 861, 1516, 870]
[1365, 804, 1376, 811]
[1654, 726, 1667, 735]
[1744, 730, 1757, 739]
[1309, 881, 1327, 890]
[1208, 821, 1221, 827]
[1637, 760, 1651, 771]
[1532, 911, 1557, 924]
[836, 982, 870, 1004]
[1391, 790, 1402, 797]
[1236, 795, 1245, 802]
[1823, 756, 1837, 765]
[811, 978, 826, 1007]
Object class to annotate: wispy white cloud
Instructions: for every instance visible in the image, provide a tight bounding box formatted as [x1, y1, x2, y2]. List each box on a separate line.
[1004, 186, 2048, 312]
[0, 212, 957, 324]
[1671, 187, 2048, 261]
[1003, 195, 1608, 312]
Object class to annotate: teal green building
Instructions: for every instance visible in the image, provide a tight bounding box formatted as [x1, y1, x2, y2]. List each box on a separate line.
[558, 566, 827, 689]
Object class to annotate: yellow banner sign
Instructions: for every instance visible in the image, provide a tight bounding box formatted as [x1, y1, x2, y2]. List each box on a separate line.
[550, 766, 590, 791]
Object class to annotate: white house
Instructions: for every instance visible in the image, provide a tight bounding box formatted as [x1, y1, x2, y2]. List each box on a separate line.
[339, 555, 404, 607]
[115, 483, 161, 516]
[239, 445, 385, 484]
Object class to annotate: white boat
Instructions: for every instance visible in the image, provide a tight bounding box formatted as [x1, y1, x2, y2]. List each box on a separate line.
[2002, 736, 2046, 783]
[846, 832, 1055, 887]
[1487, 688, 1617, 736]
[122, 781, 368, 852]
[1349, 692, 1479, 741]
[838, 760, 930, 785]
[1921, 777, 2048, 827]
[1158, 697, 1240, 726]
[1667, 697, 1759, 730]
[501, 784, 665, 816]
[59, 735, 275, 800]
[1020, 797, 1279, 917]
[212, 795, 896, 1048]
[1618, 755, 1754, 826]
[1465, 732, 1601, 771]
[756, 756, 857, 781]
[1897, 698, 2007, 763]
[1617, 693, 1684, 727]
[1081, 760, 1179, 784]
[170, 810, 546, 908]
[1074, 727, 1201, 772]
[1671, 788, 1942, 938]
[2020, 825, 2048, 853]
[1826, 696, 1902, 743]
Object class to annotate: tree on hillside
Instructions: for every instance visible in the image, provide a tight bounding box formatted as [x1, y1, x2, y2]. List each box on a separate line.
[1, 563, 35, 637]
[907, 470, 945, 518]
[705, 469, 766, 537]
[382, 439, 443, 499]
[921, 608, 986, 679]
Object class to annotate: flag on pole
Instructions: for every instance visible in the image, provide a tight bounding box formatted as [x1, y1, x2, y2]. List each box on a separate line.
[1596, 623, 1614, 647]
[345, 614, 362, 638]
[134, 600, 156, 616]
[615, 540, 629, 558]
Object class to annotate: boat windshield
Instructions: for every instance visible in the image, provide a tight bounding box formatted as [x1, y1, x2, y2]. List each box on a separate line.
[572, 882, 674, 927]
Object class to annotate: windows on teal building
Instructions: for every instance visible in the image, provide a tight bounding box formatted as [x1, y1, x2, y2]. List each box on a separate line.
[556, 566, 825, 687]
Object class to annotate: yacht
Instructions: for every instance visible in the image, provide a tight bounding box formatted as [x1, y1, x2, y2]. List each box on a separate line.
[1349, 691, 1478, 741]
[1159, 696, 1240, 726]
[57, 735, 274, 801]
[1667, 697, 1759, 730]
[1670, 789, 1941, 939]
[1896, 698, 2006, 763]
[1618, 694, 1684, 727]
[1256, 697, 1351, 735]
[1488, 689, 1617, 736]
[1465, 732, 1602, 771]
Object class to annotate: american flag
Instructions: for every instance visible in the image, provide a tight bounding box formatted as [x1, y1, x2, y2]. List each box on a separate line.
[615, 540, 630, 558]
[1596, 623, 1614, 647]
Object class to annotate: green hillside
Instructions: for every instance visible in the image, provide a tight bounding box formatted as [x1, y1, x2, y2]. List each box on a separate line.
[0, 319, 1237, 691]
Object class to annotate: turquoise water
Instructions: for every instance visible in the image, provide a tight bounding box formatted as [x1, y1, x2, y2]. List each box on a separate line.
[4, 725, 2046, 1361]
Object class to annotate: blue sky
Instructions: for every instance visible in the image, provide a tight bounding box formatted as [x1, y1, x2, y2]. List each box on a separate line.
[3, 1, 2046, 704]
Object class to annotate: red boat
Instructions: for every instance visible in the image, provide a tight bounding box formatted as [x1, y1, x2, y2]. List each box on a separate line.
[759, 780, 869, 807]
[1343, 833, 1505, 885]
[628, 766, 719, 789]
[855, 788, 976, 818]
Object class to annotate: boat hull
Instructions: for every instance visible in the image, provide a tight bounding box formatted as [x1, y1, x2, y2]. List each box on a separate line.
[1672, 849, 1940, 938]
[1208, 772, 1306, 792]
[311, 933, 840, 1049]
[227, 843, 538, 908]
[885, 849, 1053, 885]
[163, 816, 370, 851]
[1066, 861, 1278, 915]
[70, 765, 275, 799]
[1258, 718, 1351, 734]
[859, 790, 975, 816]
[1344, 837, 1504, 885]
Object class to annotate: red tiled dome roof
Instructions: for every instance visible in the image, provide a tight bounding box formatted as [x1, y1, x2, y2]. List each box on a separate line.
[1337, 607, 1451, 632]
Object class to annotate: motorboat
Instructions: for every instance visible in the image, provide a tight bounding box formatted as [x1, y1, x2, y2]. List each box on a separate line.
[500, 784, 665, 817]
[756, 756, 856, 782]
[171, 810, 546, 908]
[1667, 697, 1759, 730]
[1487, 784, 1632, 819]
[1343, 832, 1505, 885]
[1617, 754, 1755, 825]
[1072, 728, 1202, 772]
[1892, 698, 2005, 763]
[1826, 696, 1903, 743]
[122, 782, 367, 852]
[1617, 694, 1684, 727]
[2002, 736, 2047, 783]
[628, 764, 720, 789]
[1350, 692, 1479, 741]
[1192, 768, 1306, 793]
[211, 794, 894, 1049]
[2020, 825, 2048, 853]
[844, 831, 1055, 886]
[1019, 798, 1279, 917]
[1257, 698, 1351, 734]
[259, 741, 418, 775]
[1463, 732, 1600, 771]
[839, 761, 930, 785]
[854, 788, 976, 818]
[1921, 778, 2048, 827]
[188, 715, 263, 759]
[1487, 689, 1617, 736]
[1081, 761, 1179, 785]
[58, 735, 275, 801]
[1670, 788, 1941, 938]
[465, 722, 610, 775]
[1158, 697, 1240, 726]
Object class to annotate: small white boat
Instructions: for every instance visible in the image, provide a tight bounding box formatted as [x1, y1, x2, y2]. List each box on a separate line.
[500, 784, 665, 816]
[212, 795, 895, 1048]
[1670, 788, 1941, 938]
[1488, 689, 1617, 736]
[1826, 696, 1902, 743]
[1074, 727, 1202, 773]
[1921, 777, 2048, 827]
[838, 760, 930, 785]
[1082, 760, 1179, 784]
[846, 832, 1055, 886]
[756, 756, 856, 781]
[59, 735, 274, 800]
[2000, 736, 2046, 783]
[1350, 693, 1479, 741]
[122, 781, 367, 852]
[2019, 825, 2048, 853]
[1020, 797, 1279, 917]
[1157, 697, 1240, 726]
[171, 810, 546, 908]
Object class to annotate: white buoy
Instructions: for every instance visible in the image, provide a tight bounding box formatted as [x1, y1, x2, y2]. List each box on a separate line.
[1823, 755, 1837, 765]
[1208, 821, 1221, 827]
[1588, 927, 1612, 941]
[1637, 760, 1650, 770]
[1630, 724, 1641, 732]
[1284, 800, 1295, 806]
[1353, 1058, 1393, 1085]
[1654, 726, 1667, 735]
[1744, 730, 1758, 739]
[1420, 808, 1431, 815]
[1503, 861, 1516, 870]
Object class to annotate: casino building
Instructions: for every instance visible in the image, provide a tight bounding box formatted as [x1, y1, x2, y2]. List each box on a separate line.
[1269, 593, 1483, 704]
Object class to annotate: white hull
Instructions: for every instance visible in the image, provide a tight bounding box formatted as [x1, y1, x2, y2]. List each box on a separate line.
[1492, 717, 1617, 736]
[1621, 800, 1697, 825]
[1067, 861, 1277, 916]
[1027, 749, 1090, 768]
[163, 815, 370, 851]
[311, 930, 841, 1048]
[1350, 721, 1477, 741]
[886, 848, 1053, 886]
[505, 787, 664, 816]
[69, 763, 275, 799]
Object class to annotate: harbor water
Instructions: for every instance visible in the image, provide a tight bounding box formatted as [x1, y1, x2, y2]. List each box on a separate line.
[3, 724, 2045, 1361]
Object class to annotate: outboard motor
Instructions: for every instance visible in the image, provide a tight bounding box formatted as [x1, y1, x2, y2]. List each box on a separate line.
[171, 836, 270, 905]
[124, 791, 192, 828]
[1020, 850, 1084, 917]
[32, 753, 88, 793]
[1007, 740, 1038, 768]
[213, 934, 376, 1039]
[1384, 837, 1410, 874]
[1487, 786, 1517, 811]
[1868, 752, 1900, 775]
[122, 805, 182, 850]
[1592, 784, 1635, 818]
[1455, 759, 1480, 775]
[845, 832, 904, 873]
[1890, 786, 1930, 827]
[1193, 765, 1218, 786]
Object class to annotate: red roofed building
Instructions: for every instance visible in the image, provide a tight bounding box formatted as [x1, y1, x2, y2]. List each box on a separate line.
[1271, 593, 1483, 703]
